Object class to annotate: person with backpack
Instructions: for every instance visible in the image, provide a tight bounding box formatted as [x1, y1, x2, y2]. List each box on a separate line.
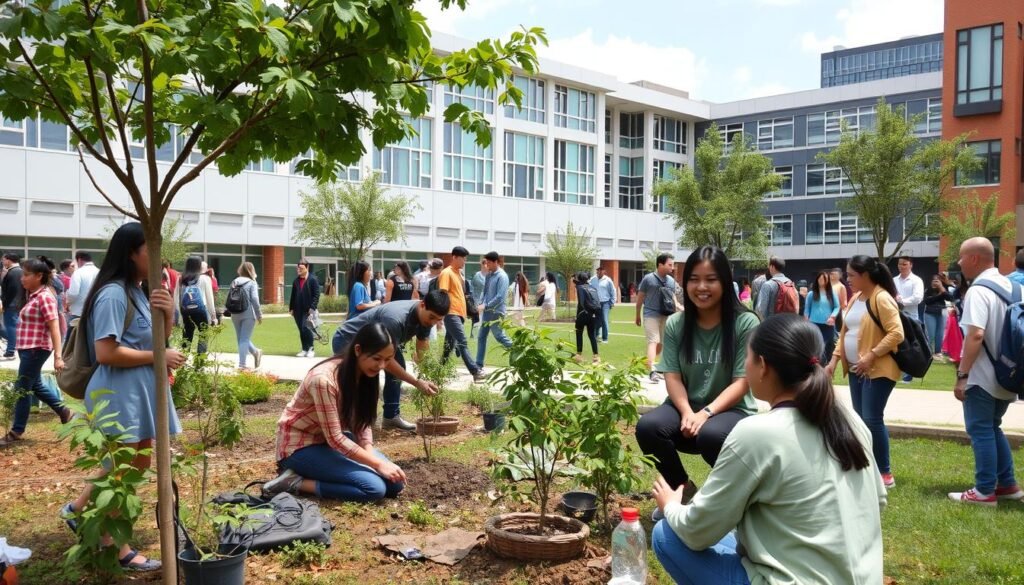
[174, 255, 216, 355]
[573, 271, 601, 364]
[228, 262, 263, 370]
[474, 251, 513, 371]
[947, 237, 1023, 506]
[804, 271, 840, 364]
[635, 253, 677, 383]
[754, 256, 798, 320]
[636, 246, 760, 522]
[825, 255, 904, 490]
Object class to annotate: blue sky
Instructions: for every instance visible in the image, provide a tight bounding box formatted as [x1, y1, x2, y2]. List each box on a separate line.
[418, 0, 943, 103]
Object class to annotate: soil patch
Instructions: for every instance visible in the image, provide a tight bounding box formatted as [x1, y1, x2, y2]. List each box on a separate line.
[396, 458, 492, 506]
[240, 394, 291, 417]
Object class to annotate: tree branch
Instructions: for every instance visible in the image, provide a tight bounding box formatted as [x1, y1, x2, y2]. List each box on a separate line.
[136, 19, 160, 210]
[77, 147, 142, 221]
[101, 70, 141, 189]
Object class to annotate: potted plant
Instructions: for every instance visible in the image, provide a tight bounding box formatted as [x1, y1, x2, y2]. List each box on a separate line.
[466, 383, 506, 432]
[410, 341, 460, 461]
[486, 326, 590, 561]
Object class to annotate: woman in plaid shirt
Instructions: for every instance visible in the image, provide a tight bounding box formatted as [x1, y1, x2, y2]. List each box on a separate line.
[264, 322, 407, 501]
[0, 258, 71, 447]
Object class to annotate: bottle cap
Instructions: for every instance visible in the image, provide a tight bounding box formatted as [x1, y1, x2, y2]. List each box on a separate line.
[621, 507, 639, 521]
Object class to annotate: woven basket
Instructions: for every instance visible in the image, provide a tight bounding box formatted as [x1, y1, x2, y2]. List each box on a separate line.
[416, 416, 460, 436]
[484, 513, 589, 561]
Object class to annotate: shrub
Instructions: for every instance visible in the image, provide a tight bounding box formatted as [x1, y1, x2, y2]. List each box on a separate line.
[410, 340, 458, 461]
[261, 303, 289, 314]
[0, 369, 18, 432]
[228, 370, 276, 404]
[464, 383, 494, 413]
[279, 541, 328, 568]
[317, 294, 349, 314]
[405, 501, 439, 527]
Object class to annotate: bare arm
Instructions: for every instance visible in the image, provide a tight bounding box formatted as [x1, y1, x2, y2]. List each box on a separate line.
[635, 291, 646, 325]
[385, 279, 394, 303]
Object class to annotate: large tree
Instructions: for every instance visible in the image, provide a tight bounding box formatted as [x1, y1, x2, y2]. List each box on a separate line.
[540, 221, 599, 307]
[0, 1, 544, 580]
[296, 173, 419, 272]
[822, 98, 978, 262]
[938, 192, 1017, 266]
[656, 124, 781, 264]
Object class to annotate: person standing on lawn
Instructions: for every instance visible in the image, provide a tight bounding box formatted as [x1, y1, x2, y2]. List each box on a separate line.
[475, 251, 513, 370]
[573, 271, 600, 364]
[437, 247, 485, 382]
[635, 252, 676, 383]
[175, 255, 216, 355]
[385, 261, 417, 303]
[537, 272, 558, 322]
[229, 262, 263, 370]
[947, 237, 1024, 506]
[825, 255, 904, 490]
[1, 253, 24, 360]
[289, 259, 321, 358]
[804, 271, 840, 364]
[0, 258, 71, 447]
[590, 266, 616, 344]
[635, 246, 759, 521]
[66, 251, 99, 329]
[894, 256, 925, 382]
[651, 314, 885, 585]
[509, 271, 529, 327]
[922, 275, 953, 362]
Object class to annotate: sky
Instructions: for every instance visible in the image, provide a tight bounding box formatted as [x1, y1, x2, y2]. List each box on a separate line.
[416, 0, 944, 103]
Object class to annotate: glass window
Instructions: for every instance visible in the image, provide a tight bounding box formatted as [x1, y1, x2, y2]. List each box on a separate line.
[719, 123, 744, 152]
[767, 166, 793, 199]
[653, 115, 686, 154]
[956, 24, 1004, 105]
[247, 158, 277, 173]
[443, 122, 493, 194]
[39, 118, 70, 151]
[757, 117, 794, 151]
[618, 156, 644, 210]
[605, 109, 612, 145]
[553, 140, 595, 205]
[807, 106, 874, 145]
[603, 154, 612, 207]
[619, 112, 644, 149]
[373, 116, 432, 188]
[805, 212, 871, 245]
[651, 159, 681, 213]
[444, 85, 495, 115]
[956, 140, 1001, 186]
[0, 113, 25, 146]
[806, 163, 852, 196]
[503, 132, 544, 199]
[906, 212, 940, 242]
[504, 76, 545, 123]
[554, 85, 596, 133]
[766, 215, 792, 246]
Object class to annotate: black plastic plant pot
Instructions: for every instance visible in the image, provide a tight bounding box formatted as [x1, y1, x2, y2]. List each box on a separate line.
[178, 546, 247, 585]
[560, 491, 598, 523]
[482, 412, 506, 431]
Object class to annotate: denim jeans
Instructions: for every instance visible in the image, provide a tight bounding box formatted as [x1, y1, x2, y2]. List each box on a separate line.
[3, 309, 18, 357]
[12, 348, 64, 435]
[923, 311, 945, 355]
[442, 315, 480, 375]
[280, 438, 403, 502]
[848, 374, 895, 474]
[231, 313, 260, 367]
[652, 522, 750, 585]
[595, 301, 612, 342]
[813, 322, 836, 365]
[475, 311, 512, 369]
[963, 386, 1017, 494]
[383, 346, 405, 419]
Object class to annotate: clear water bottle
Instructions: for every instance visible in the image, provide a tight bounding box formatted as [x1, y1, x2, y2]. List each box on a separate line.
[609, 507, 647, 584]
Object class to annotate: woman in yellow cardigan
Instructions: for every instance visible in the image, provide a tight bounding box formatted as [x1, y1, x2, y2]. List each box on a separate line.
[826, 255, 905, 489]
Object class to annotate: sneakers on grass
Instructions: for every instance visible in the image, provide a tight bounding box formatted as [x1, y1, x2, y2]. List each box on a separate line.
[995, 485, 1024, 501]
[947, 487, 997, 507]
[881, 473, 895, 489]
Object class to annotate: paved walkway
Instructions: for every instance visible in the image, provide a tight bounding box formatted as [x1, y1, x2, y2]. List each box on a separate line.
[5, 350, 1022, 431]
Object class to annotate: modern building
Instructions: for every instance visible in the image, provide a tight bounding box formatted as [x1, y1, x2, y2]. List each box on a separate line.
[821, 33, 943, 88]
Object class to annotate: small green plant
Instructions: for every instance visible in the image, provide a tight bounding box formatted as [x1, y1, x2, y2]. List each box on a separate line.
[279, 540, 329, 568]
[0, 369, 18, 432]
[173, 326, 245, 446]
[411, 340, 458, 461]
[228, 370, 275, 404]
[316, 294, 349, 314]
[464, 383, 494, 413]
[405, 501, 439, 527]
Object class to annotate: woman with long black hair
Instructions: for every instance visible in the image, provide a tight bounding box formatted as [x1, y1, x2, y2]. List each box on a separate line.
[385, 261, 416, 302]
[347, 260, 379, 318]
[266, 322, 406, 501]
[510, 271, 529, 326]
[804, 270, 839, 363]
[652, 314, 886, 585]
[174, 255, 215, 354]
[59, 222, 187, 572]
[635, 246, 760, 521]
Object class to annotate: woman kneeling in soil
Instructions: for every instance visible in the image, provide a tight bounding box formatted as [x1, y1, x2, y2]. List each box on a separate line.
[651, 314, 886, 584]
[265, 322, 406, 501]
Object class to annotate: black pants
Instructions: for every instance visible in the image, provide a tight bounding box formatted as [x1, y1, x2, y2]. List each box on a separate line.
[575, 315, 598, 355]
[635, 402, 747, 488]
[181, 308, 209, 354]
[294, 313, 314, 351]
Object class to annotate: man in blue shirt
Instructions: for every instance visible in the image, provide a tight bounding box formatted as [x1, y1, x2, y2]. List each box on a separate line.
[475, 251, 512, 370]
[1009, 249, 1024, 285]
[589, 266, 617, 344]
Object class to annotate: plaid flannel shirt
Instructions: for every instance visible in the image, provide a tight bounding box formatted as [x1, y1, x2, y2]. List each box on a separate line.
[17, 287, 58, 350]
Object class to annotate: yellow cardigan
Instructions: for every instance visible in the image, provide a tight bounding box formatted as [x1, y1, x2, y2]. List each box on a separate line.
[833, 287, 905, 382]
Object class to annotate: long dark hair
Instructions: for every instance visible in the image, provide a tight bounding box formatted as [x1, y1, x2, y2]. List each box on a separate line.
[181, 255, 203, 286]
[79, 222, 146, 327]
[750, 314, 870, 471]
[347, 261, 371, 296]
[334, 323, 393, 434]
[393, 261, 412, 281]
[810, 270, 835, 306]
[679, 246, 752, 371]
[545, 272, 556, 284]
[848, 255, 897, 298]
[18, 258, 54, 306]
[515, 272, 528, 304]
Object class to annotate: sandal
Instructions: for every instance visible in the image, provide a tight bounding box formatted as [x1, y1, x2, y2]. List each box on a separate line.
[0, 430, 22, 447]
[119, 549, 162, 572]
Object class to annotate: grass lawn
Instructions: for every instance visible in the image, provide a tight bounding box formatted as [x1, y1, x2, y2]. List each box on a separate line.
[210, 306, 960, 391]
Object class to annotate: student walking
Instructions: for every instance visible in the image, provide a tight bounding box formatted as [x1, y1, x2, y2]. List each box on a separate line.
[635, 253, 677, 382]
[573, 272, 600, 364]
[229, 262, 263, 370]
[289, 259, 321, 358]
[66, 251, 99, 328]
[635, 246, 759, 521]
[437, 247, 485, 381]
[537, 273, 557, 322]
[651, 314, 886, 585]
[475, 252, 513, 370]
[1, 253, 24, 360]
[509, 271, 529, 327]
[804, 270, 840, 363]
[826, 255, 904, 489]
[175, 255, 216, 355]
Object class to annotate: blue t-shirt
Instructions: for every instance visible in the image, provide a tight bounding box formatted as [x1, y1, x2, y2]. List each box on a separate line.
[348, 282, 371, 317]
[639, 272, 676, 318]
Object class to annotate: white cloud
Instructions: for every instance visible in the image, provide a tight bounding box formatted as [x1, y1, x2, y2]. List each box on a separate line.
[801, 0, 943, 54]
[541, 29, 705, 95]
[415, 0, 520, 35]
[733, 66, 753, 84]
[756, 0, 802, 5]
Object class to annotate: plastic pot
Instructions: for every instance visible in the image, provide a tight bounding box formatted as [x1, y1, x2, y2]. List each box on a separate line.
[482, 412, 506, 431]
[178, 546, 247, 585]
[559, 491, 598, 523]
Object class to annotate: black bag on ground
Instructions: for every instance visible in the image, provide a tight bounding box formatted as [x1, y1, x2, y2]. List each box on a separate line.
[212, 483, 333, 553]
[865, 300, 932, 378]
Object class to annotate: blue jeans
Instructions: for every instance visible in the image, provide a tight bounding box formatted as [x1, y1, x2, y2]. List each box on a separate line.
[848, 375, 895, 474]
[923, 311, 944, 355]
[475, 311, 512, 369]
[442, 315, 480, 375]
[231, 314, 260, 367]
[963, 386, 1017, 494]
[280, 438, 404, 502]
[12, 348, 64, 435]
[813, 322, 836, 365]
[383, 346, 405, 419]
[595, 301, 612, 342]
[652, 521, 750, 585]
[3, 309, 18, 357]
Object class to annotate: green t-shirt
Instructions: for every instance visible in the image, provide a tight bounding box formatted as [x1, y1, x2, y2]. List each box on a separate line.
[657, 310, 759, 415]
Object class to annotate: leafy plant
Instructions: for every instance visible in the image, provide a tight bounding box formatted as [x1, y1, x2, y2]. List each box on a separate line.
[574, 358, 655, 529]
[279, 541, 329, 569]
[172, 326, 245, 446]
[405, 501, 439, 528]
[411, 340, 459, 462]
[316, 295, 349, 314]
[464, 383, 495, 414]
[0, 370, 18, 432]
[228, 370, 276, 404]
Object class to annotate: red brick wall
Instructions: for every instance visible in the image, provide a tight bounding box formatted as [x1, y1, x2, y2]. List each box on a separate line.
[263, 246, 284, 304]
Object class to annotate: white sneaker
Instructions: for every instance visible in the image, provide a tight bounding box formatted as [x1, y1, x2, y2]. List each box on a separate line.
[295, 351, 308, 357]
[253, 349, 263, 369]
[306, 349, 316, 358]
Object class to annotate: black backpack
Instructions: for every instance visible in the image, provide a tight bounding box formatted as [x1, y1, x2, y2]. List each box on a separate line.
[654, 275, 676, 316]
[580, 284, 601, 313]
[865, 299, 933, 378]
[212, 484, 334, 553]
[225, 281, 251, 314]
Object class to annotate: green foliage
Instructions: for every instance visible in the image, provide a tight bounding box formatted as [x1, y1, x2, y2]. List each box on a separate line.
[317, 294, 349, 314]
[172, 328, 245, 447]
[102, 216, 195, 268]
[0, 369, 18, 432]
[411, 339, 458, 461]
[821, 98, 980, 261]
[228, 370, 276, 404]
[278, 540, 328, 569]
[574, 358, 655, 529]
[642, 248, 671, 273]
[296, 175, 420, 271]
[540, 222, 599, 294]
[939, 193, 1017, 266]
[657, 124, 780, 264]
[405, 501, 439, 528]
[464, 383, 495, 413]
[57, 391, 153, 578]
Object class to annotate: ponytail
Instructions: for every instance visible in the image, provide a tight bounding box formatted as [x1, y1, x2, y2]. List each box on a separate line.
[794, 362, 870, 471]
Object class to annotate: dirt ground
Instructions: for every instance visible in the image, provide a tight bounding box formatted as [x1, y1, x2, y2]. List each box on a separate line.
[0, 402, 653, 585]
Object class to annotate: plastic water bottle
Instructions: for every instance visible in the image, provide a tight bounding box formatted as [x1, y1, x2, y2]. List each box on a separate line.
[609, 507, 647, 584]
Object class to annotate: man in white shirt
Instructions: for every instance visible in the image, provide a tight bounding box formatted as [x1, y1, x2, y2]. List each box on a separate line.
[948, 237, 1023, 507]
[66, 251, 99, 326]
[894, 256, 924, 382]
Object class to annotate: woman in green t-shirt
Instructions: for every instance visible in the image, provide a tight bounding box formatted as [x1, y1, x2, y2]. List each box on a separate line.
[636, 246, 760, 521]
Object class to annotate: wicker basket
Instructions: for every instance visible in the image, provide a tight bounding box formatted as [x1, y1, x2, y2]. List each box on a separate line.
[484, 513, 589, 561]
[416, 416, 460, 436]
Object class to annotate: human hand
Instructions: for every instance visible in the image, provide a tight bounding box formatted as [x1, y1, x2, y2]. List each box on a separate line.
[652, 475, 685, 514]
[635, 316, 641, 327]
[150, 288, 174, 316]
[953, 378, 967, 401]
[376, 460, 407, 484]
[826, 316, 835, 326]
[680, 410, 708, 438]
[54, 356, 65, 372]
[165, 349, 186, 369]
[257, 318, 263, 325]
[853, 351, 876, 376]
[417, 379, 439, 396]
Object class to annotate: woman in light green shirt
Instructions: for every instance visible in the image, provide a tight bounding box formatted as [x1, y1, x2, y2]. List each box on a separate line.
[651, 314, 886, 585]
